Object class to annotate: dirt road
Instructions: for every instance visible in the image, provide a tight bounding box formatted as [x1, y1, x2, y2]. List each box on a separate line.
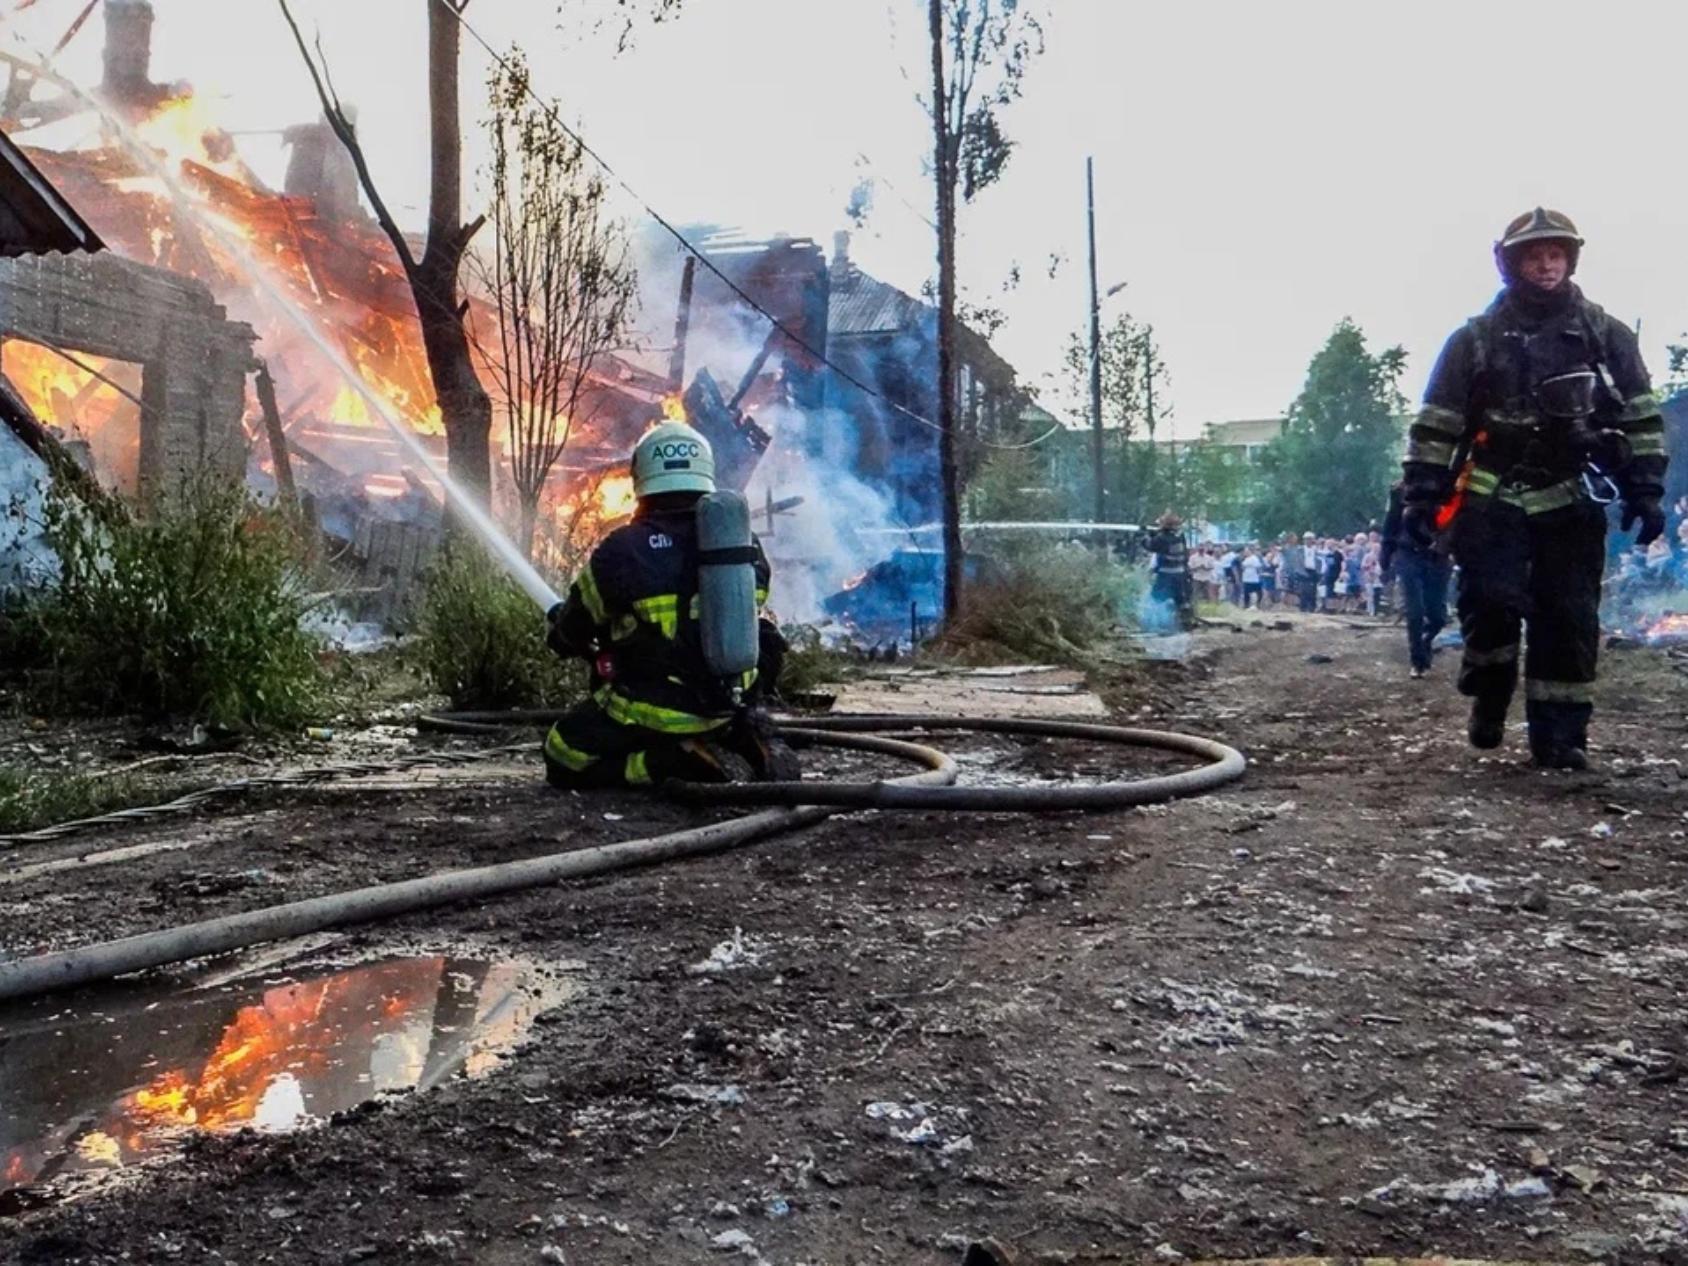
[2, 617, 1686, 1265]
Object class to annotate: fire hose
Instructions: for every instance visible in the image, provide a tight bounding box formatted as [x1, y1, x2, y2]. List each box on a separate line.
[0, 715, 1244, 1003]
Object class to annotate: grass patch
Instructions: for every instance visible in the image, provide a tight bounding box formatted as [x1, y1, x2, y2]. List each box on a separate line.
[412, 543, 583, 711]
[777, 623, 853, 699]
[0, 765, 150, 835]
[1, 480, 325, 730]
[933, 541, 1142, 670]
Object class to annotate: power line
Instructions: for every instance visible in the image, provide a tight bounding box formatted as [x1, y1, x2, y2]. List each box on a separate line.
[435, 0, 953, 439]
[440, 0, 1052, 453]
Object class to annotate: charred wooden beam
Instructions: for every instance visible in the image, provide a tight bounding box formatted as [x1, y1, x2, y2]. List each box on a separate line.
[667, 254, 695, 394]
[253, 360, 298, 512]
[682, 368, 769, 493]
[728, 326, 781, 415]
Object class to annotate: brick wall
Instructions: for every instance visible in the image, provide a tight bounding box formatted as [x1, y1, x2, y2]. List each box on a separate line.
[0, 250, 256, 496]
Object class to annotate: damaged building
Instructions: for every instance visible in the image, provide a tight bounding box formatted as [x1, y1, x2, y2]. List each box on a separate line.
[0, 120, 256, 590]
[646, 225, 1026, 525]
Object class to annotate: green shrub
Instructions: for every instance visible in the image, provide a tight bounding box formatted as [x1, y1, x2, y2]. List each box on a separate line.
[777, 622, 850, 698]
[4, 480, 324, 729]
[0, 766, 149, 835]
[413, 543, 582, 710]
[937, 540, 1142, 668]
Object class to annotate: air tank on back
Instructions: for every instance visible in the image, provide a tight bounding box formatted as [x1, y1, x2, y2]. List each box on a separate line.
[695, 491, 759, 681]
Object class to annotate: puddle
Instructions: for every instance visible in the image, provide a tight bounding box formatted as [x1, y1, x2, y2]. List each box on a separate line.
[0, 954, 579, 1211]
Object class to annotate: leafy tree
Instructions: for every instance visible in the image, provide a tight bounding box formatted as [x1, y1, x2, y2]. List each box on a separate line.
[1060, 310, 1172, 524]
[1250, 318, 1406, 536]
[477, 51, 637, 561]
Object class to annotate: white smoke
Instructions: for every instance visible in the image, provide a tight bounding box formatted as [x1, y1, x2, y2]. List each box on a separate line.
[745, 402, 904, 624]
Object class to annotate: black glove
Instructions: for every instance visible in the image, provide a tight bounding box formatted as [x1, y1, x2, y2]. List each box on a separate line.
[1401, 503, 1438, 548]
[1621, 497, 1665, 547]
[546, 601, 585, 660]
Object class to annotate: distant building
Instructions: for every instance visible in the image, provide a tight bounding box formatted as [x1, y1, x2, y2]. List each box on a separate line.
[1200, 416, 1284, 463]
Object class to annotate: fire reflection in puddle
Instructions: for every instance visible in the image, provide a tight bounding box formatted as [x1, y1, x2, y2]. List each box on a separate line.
[0, 955, 579, 1209]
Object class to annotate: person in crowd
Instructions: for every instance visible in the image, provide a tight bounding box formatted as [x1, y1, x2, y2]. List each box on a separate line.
[1364, 531, 1385, 616]
[1382, 480, 1452, 678]
[1240, 544, 1264, 607]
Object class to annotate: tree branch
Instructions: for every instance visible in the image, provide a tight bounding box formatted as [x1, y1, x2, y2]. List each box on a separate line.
[275, 0, 418, 277]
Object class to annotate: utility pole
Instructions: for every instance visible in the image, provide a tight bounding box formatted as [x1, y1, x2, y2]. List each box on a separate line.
[1086, 156, 1104, 526]
[1142, 324, 1156, 525]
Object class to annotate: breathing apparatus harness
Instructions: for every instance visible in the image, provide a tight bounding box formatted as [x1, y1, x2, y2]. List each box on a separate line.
[1440, 306, 1631, 524]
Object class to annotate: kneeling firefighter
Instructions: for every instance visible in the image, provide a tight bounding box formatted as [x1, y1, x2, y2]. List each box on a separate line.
[543, 421, 797, 787]
[1400, 208, 1669, 769]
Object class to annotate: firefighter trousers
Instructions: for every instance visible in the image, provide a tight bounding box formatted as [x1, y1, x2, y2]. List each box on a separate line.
[1450, 495, 1605, 752]
[1396, 550, 1450, 673]
[544, 699, 727, 789]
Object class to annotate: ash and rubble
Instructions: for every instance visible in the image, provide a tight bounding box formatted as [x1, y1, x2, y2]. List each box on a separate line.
[2, 620, 1686, 1263]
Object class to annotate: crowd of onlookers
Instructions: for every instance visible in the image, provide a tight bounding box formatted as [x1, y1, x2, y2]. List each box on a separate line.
[1184, 531, 1390, 614]
[1181, 492, 1688, 622]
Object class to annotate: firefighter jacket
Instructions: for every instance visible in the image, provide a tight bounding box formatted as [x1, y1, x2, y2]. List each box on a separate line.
[1147, 528, 1188, 577]
[1403, 283, 1667, 517]
[548, 502, 771, 734]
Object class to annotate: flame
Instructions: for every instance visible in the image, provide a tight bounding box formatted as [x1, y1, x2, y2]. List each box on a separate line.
[7, 77, 655, 523]
[596, 474, 637, 520]
[131, 96, 246, 182]
[73, 1133, 122, 1167]
[661, 393, 687, 423]
[1641, 611, 1688, 643]
[0, 340, 143, 494]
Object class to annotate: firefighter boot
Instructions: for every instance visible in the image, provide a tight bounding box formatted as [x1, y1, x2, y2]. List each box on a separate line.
[1468, 696, 1509, 750]
[1527, 700, 1591, 771]
[650, 737, 756, 785]
[730, 708, 803, 782]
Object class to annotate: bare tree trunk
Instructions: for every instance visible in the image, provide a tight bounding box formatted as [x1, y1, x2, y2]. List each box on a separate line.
[930, 0, 962, 627]
[421, 0, 492, 508]
[516, 492, 539, 563]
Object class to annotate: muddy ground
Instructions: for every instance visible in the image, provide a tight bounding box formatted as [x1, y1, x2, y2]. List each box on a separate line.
[1, 617, 1686, 1265]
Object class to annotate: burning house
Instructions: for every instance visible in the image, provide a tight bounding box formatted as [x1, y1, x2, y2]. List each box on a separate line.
[0, 121, 106, 591]
[0, 0, 684, 620]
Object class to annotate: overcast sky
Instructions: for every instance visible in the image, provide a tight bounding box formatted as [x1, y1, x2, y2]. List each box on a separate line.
[11, 0, 1688, 437]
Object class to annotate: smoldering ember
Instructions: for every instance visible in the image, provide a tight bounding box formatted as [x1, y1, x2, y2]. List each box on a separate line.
[2, 4, 1687, 1265]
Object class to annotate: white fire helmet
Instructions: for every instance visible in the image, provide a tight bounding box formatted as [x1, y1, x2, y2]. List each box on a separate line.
[631, 421, 715, 498]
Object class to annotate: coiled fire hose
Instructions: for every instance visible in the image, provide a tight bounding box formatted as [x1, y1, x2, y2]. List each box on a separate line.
[0, 714, 1244, 1003]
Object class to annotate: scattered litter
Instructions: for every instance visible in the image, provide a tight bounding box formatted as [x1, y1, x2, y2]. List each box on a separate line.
[688, 928, 763, 975]
[1418, 867, 1497, 895]
[663, 1083, 745, 1106]
[865, 1101, 914, 1121]
[1590, 821, 1615, 839]
[710, 1227, 758, 1254]
[1562, 1163, 1606, 1193]
[762, 1198, 790, 1219]
[1367, 1166, 1553, 1204]
[892, 1117, 939, 1145]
